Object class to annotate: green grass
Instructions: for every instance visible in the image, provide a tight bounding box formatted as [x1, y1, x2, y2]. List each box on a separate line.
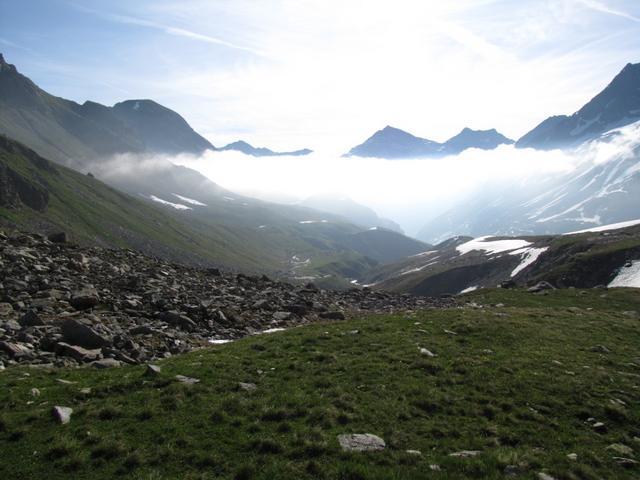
[1, 288, 639, 479]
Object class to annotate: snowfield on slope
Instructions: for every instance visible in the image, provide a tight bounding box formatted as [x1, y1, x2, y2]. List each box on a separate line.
[509, 247, 549, 277]
[608, 261, 640, 288]
[564, 218, 640, 235]
[173, 194, 207, 206]
[456, 236, 531, 255]
[148, 195, 192, 210]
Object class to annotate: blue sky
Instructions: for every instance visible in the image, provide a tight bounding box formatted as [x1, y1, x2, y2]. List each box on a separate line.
[1, 0, 639, 151]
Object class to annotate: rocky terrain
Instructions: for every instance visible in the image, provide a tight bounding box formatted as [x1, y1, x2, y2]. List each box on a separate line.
[0, 230, 453, 369]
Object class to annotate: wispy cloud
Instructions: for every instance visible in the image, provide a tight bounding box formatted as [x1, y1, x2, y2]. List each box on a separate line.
[71, 4, 267, 57]
[578, 0, 640, 22]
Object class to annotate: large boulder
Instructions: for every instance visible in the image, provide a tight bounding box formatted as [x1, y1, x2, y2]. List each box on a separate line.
[55, 342, 101, 362]
[70, 287, 100, 310]
[60, 318, 110, 349]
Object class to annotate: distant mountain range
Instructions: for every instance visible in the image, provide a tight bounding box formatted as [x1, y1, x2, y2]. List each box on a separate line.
[517, 62, 640, 150]
[417, 62, 640, 243]
[221, 140, 312, 157]
[345, 125, 514, 159]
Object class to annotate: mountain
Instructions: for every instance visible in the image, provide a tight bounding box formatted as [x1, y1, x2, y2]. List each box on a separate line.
[362, 222, 640, 296]
[221, 140, 312, 157]
[444, 127, 514, 153]
[517, 62, 640, 150]
[418, 121, 640, 244]
[345, 126, 442, 159]
[345, 125, 513, 159]
[0, 53, 213, 166]
[111, 100, 214, 155]
[300, 194, 403, 233]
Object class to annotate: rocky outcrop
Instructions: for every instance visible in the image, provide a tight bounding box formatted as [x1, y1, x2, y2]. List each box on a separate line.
[0, 230, 454, 367]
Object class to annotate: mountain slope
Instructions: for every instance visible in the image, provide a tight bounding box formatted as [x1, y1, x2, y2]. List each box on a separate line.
[299, 194, 403, 233]
[345, 125, 513, 159]
[221, 140, 312, 157]
[111, 100, 214, 155]
[517, 62, 640, 150]
[364, 222, 640, 295]
[418, 121, 640, 243]
[0, 54, 212, 166]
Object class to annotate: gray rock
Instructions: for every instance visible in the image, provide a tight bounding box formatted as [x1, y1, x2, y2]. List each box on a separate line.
[55, 342, 101, 362]
[91, 358, 122, 369]
[61, 319, 109, 349]
[0, 340, 32, 358]
[0, 302, 13, 316]
[47, 232, 67, 243]
[52, 406, 73, 424]
[238, 382, 257, 392]
[537, 473, 557, 480]
[607, 443, 634, 456]
[70, 287, 99, 310]
[449, 450, 481, 458]
[337, 433, 386, 452]
[19, 310, 44, 327]
[420, 347, 437, 357]
[272, 311, 292, 321]
[528, 281, 555, 293]
[175, 374, 200, 384]
[145, 364, 162, 376]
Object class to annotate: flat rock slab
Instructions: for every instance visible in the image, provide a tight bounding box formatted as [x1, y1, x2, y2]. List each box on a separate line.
[338, 433, 386, 452]
[238, 382, 257, 392]
[449, 450, 481, 458]
[52, 406, 73, 424]
[175, 375, 200, 384]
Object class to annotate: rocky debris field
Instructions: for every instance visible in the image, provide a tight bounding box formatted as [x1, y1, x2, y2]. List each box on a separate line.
[0, 231, 453, 368]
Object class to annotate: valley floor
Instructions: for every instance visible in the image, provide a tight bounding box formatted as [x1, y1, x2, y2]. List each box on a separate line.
[1, 288, 639, 479]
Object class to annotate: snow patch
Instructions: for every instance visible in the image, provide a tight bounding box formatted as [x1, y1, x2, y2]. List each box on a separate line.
[509, 247, 548, 277]
[563, 218, 640, 235]
[299, 220, 329, 224]
[456, 236, 531, 255]
[608, 261, 640, 288]
[173, 193, 207, 206]
[148, 195, 192, 210]
[459, 286, 478, 294]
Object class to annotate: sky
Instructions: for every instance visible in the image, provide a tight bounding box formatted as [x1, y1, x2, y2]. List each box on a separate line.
[1, 0, 640, 153]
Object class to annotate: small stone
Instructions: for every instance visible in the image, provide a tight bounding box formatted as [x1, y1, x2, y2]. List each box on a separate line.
[537, 473, 557, 480]
[527, 281, 555, 293]
[79, 388, 91, 394]
[0, 302, 13, 316]
[420, 347, 436, 357]
[238, 382, 257, 392]
[590, 345, 611, 354]
[145, 364, 162, 376]
[607, 443, 634, 456]
[31, 388, 40, 397]
[567, 453, 578, 461]
[592, 422, 607, 432]
[337, 433, 386, 452]
[613, 457, 639, 466]
[91, 358, 122, 369]
[175, 375, 200, 384]
[405, 449, 422, 455]
[429, 464, 441, 471]
[449, 450, 481, 458]
[52, 406, 73, 424]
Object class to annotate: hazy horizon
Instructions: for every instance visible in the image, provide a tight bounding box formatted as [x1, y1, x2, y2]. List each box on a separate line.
[2, 0, 640, 152]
